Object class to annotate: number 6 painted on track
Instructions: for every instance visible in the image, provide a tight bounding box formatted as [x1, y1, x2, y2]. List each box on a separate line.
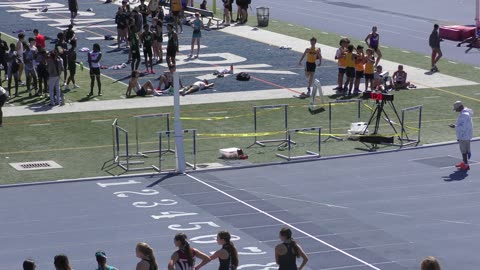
[168, 221, 220, 231]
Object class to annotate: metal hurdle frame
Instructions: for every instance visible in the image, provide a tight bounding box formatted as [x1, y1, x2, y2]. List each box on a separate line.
[250, 104, 296, 147]
[134, 113, 174, 156]
[158, 129, 197, 172]
[323, 99, 362, 142]
[399, 105, 423, 147]
[112, 119, 160, 173]
[276, 127, 322, 161]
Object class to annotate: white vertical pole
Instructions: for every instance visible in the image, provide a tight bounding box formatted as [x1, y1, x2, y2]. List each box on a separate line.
[476, 0, 480, 27]
[173, 72, 186, 173]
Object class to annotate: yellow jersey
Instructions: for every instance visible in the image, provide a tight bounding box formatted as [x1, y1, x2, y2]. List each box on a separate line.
[171, 0, 182, 11]
[336, 48, 347, 67]
[306, 48, 319, 63]
[355, 53, 364, 71]
[345, 52, 355, 68]
[365, 56, 375, 74]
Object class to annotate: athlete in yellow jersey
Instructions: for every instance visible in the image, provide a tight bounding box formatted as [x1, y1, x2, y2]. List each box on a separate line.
[364, 48, 375, 91]
[298, 37, 322, 98]
[334, 38, 349, 92]
[171, 0, 183, 33]
[343, 44, 357, 96]
[354, 45, 364, 93]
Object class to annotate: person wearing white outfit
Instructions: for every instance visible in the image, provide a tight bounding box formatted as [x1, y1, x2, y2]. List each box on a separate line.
[46, 50, 64, 106]
[450, 101, 474, 170]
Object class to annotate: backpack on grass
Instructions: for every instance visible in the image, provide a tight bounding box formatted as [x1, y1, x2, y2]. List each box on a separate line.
[236, 72, 250, 81]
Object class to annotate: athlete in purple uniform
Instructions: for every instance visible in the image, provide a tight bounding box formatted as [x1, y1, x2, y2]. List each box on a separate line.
[365, 26, 382, 67]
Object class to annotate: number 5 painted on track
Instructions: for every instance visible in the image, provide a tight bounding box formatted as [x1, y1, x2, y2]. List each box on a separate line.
[151, 211, 198, 220]
[133, 199, 178, 208]
[168, 221, 220, 231]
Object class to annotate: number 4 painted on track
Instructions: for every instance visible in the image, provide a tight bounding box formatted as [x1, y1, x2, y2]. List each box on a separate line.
[151, 211, 198, 220]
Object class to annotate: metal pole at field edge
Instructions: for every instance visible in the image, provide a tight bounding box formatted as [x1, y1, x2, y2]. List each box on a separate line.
[213, 0, 216, 14]
[173, 72, 186, 173]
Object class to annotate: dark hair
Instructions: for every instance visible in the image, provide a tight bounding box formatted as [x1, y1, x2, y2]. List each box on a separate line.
[9, 43, 15, 51]
[421, 256, 441, 270]
[23, 259, 36, 270]
[356, 45, 364, 50]
[93, 43, 101, 51]
[376, 65, 382, 70]
[310, 37, 317, 43]
[280, 228, 300, 258]
[57, 32, 64, 39]
[54, 254, 72, 270]
[433, 24, 439, 29]
[136, 243, 158, 270]
[95, 251, 107, 270]
[33, 29, 39, 34]
[18, 33, 25, 39]
[28, 37, 35, 43]
[217, 231, 239, 267]
[347, 44, 354, 52]
[174, 233, 194, 266]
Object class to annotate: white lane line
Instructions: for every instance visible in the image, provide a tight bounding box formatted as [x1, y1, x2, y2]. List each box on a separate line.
[441, 220, 471, 225]
[474, 67, 480, 70]
[287, 24, 294, 26]
[448, 61, 458, 64]
[91, 119, 113, 123]
[304, 27, 311, 30]
[93, 98, 100, 101]
[186, 173, 382, 270]
[423, 96, 440, 99]
[376, 211, 411, 218]
[401, 50, 410, 54]
[29, 123, 51, 127]
[321, 31, 329, 34]
[424, 55, 431, 58]
[380, 45, 389, 49]
[208, 111, 228, 114]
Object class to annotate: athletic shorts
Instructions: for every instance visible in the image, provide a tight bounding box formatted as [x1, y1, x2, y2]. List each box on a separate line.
[131, 49, 141, 59]
[370, 45, 379, 52]
[167, 46, 177, 58]
[143, 47, 153, 58]
[395, 81, 404, 86]
[459, 140, 471, 154]
[338, 67, 346, 74]
[172, 10, 180, 16]
[346, 67, 355, 78]
[137, 87, 147, 96]
[355, 70, 364, 78]
[305, 62, 316, 73]
[90, 67, 100, 76]
[364, 73, 374, 80]
[155, 35, 163, 43]
[68, 63, 76, 75]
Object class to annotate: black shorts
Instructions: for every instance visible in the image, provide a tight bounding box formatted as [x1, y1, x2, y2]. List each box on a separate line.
[137, 87, 147, 96]
[370, 45, 379, 52]
[90, 67, 100, 76]
[346, 67, 355, 78]
[338, 67, 346, 74]
[0, 93, 7, 107]
[364, 73, 374, 80]
[167, 46, 177, 58]
[305, 62, 316, 73]
[68, 63, 76, 75]
[143, 47, 153, 58]
[172, 10, 180, 16]
[355, 70, 364, 78]
[155, 35, 163, 43]
[131, 49, 141, 59]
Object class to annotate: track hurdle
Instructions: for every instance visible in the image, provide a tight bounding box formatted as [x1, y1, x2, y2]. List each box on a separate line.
[158, 129, 197, 172]
[134, 113, 173, 156]
[112, 119, 160, 173]
[323, 99, 362, 142]
[250, 104, 296, 147]
[276, 127, 322, 161]
[399, 105, 423, 147]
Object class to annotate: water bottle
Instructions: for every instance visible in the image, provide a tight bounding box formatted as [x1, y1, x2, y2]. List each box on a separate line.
[80, 61, 84, 71]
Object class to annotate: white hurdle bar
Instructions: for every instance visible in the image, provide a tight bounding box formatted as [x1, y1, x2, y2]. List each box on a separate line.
[276, 127, 322, 161]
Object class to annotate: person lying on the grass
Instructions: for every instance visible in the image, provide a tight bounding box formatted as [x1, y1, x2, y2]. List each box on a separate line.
[180, 79, 215, 96]
[157, 65, 183, 90]
[126, 70, 162, 97]
[392, 65, 411, 90]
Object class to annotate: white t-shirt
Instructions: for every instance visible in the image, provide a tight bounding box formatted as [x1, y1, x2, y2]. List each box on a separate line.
[0, 86, 7, 95]
[193, 81, 206, 90]
[456, 108, 474, 140]
[89, 51, 101, 68]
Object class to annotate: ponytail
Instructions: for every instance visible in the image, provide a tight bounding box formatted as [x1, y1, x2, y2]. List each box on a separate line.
[174, 233, 194, 267]
[280, 228, 300, 258]
[217, 231, 239, 267]
[136, 242, 158, 270]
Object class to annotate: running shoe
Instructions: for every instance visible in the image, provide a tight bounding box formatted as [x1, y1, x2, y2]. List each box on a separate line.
[459, 163, 470, 170]
[455, 162, 465, 168]
[151, 70, 155, 74]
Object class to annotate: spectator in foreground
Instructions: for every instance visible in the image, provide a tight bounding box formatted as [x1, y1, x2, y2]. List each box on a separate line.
[450, 101, 473, 171]
[7, 43, 19, 97]
[54, 254, 73, 270]
[429, 24, 442, 72]
[68, 0, 78, 24]
[167, 233, 211, 270]
[364, 26, 382, 66]
[0, 86, 8, 127]
[298, 37, 322, 99]
[420, 256, 441, 270]
[0, 33, 8, 84]
[95, 251, 118, 270]
[364, 48, 375, 91]
[275, 228, 309, 270]
[47, 49, 64, 106]
[65, 39, 79, 91]
[190, 12, 204, 58]
[23, 259, 36, 270]
[87, 43, 102, 96]
[33, 29, 46, 49]
[136, 242, 159, 270]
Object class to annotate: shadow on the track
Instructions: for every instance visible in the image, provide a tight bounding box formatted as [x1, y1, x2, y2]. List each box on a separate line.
[442, 170, 469, 181]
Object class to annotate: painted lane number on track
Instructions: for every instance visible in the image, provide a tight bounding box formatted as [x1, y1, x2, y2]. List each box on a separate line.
[168, 221, 220, 231]
[114, 189, 159, 198]
[190, 234, 240, 244]
[151, 211, 198, 220]
[133, 200, 178, 207]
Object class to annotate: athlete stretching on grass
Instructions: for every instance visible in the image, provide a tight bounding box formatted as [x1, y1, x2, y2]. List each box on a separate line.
[365, 26, 382, 67]
[298, 37, 322, 98]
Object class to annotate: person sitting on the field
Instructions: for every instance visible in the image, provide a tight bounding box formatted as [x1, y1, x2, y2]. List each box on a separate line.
[126, 70, 162, 97]
[180, 79, 215, 96]
[372, 65, 393, 92]
[157, 65, 183, 91]
[392, 65, 411, 90]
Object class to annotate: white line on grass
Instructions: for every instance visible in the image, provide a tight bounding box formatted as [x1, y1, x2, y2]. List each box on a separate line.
[287, 24, 294, 26]
[380, 45, 389, 49]
[424, 55, 430, 58]
[186, 173, 382, 270]
[475, 67, 480, 70]
[304, 27, 311, 30]
[91, 119, 113, 123]
[401, 50, 410, 53]
[321, 31, 329, 34]
[29, 123, 51, 127]
[448, 61, 458, 64]
[423, 96, 440, 99]
[208, 111, 228, 114]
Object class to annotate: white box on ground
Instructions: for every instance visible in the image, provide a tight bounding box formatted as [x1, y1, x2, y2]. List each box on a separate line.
[220, 148, 241, 159]
[348, 122, 368, 135]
